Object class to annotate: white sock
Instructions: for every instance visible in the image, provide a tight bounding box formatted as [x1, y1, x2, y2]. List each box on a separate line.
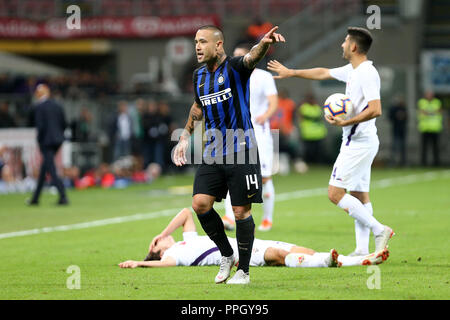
[337, 194, 384, 235]
[262, 179, 275, 222]
[224, 192, 234, 221]
[284, 252, 328, 268]
[354, 202, 373, 254]
[337, 254, 364, 267]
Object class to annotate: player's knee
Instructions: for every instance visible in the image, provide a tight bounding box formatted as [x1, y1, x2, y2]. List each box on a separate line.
[192, 201, 210, 215]
[232, 205, 251, 220]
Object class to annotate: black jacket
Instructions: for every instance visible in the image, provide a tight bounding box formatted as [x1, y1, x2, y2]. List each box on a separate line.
[33, 99, 67, 147]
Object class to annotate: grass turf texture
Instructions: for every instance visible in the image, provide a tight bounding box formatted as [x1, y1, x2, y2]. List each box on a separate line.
[0, 167, 449, 300]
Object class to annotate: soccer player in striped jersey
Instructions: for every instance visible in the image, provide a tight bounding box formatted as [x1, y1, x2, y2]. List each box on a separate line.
[222, 43, 279, 232]
[267, 27, 394, 256]
[172, 25, 285, 284]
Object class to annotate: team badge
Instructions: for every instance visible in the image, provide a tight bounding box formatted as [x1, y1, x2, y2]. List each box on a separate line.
[217, 74, 224, 84]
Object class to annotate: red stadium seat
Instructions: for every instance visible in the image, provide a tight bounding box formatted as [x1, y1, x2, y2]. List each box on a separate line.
[101, 0, 133, 17]
[19, 0, 55, 20]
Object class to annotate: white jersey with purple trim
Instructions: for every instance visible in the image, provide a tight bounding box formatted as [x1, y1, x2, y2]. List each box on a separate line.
[162, 232, 221, 266]
[249, 68, 278, 131]
[249, 68, 277, 177]
[329, 60, 380, 147]
[162, 232, 295, 267]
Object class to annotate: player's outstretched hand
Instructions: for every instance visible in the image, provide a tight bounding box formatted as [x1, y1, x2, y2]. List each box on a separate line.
[119, 260, 139, 268]
[172, 137, 189, 166]
[261, 26, 286, 45]
[267, 60, 292, 79]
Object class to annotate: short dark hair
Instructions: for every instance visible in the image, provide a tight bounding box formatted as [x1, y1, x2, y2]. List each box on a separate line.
[347, 27, 373, 54]
[144, 250, 161, 261]
[198, 25, 224, 41]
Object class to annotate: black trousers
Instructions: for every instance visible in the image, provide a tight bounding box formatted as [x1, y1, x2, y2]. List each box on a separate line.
[421, 132, 440, 166]
[303, 139, 325, 164]
[31, 144, 67, 202]
[422, 132, 440, 166]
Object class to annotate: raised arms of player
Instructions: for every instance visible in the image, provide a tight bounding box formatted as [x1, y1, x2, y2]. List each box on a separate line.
[243, 26, 286, 69]
[118, 208, 197, 269]
[148, 208, 196, 252]
[173, 102, 203, 166]
[267, 60, 332, 80]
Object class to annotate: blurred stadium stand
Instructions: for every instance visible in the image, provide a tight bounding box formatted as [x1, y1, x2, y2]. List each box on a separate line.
[0, 0, 448, 192]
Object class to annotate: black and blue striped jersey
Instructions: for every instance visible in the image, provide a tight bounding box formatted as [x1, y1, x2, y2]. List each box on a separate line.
[193, 56, 256, 157]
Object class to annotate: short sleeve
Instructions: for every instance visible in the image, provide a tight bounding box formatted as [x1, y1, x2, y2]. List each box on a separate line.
[361, 67, 381, 102]
[162, 246, 181, 265]
[329, 64, 352, 83]
[182, 232, 198, 241]
[229, 56, 254, 79]
[192, 70, 201, 105]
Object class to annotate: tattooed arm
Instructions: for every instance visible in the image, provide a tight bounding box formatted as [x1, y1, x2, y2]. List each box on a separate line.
[181, 101, 203, 139]
[173, 101, 203, 166]
[243, 26, 286, 69]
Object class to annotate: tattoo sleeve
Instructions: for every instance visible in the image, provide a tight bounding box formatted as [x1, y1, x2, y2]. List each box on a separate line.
[182, 102, 203, 139]
[243, 42, 270, 69]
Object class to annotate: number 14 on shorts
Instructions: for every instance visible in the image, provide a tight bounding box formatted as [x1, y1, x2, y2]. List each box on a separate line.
[246, 174, 259, 190]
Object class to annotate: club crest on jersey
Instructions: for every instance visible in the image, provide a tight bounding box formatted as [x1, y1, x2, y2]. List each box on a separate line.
[217, 74, 225, 84]
[199, 88, 232, 107]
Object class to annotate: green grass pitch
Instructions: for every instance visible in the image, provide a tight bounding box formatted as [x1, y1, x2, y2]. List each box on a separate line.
[0, 167, 449, 300]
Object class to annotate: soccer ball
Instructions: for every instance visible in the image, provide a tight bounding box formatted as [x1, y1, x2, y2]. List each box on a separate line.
[323, 93, 354, 120]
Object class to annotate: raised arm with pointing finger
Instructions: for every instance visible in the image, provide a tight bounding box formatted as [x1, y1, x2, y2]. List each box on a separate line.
[267, 59, 332, 80]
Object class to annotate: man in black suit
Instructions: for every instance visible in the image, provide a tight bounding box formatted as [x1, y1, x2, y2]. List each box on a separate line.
[28, 84, 68, 205]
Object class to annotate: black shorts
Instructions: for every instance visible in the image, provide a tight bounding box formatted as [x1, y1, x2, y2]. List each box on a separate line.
[193, 158, 263, 206]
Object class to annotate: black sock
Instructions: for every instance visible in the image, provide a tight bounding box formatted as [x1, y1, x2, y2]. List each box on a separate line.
[197, 208, 234, 257]
[235, 215, 255, 274]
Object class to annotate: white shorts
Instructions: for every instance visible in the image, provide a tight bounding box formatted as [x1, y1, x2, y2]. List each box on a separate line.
[329, 141, 379, 192]
[249, 239, 295, 266]
[254, 124, 273, 178]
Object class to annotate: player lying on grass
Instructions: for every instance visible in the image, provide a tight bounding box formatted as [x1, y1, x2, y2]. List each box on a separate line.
[118, 208, 389, 270]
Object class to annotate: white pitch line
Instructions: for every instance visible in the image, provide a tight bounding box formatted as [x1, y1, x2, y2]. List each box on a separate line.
[1, 170, 449, 240]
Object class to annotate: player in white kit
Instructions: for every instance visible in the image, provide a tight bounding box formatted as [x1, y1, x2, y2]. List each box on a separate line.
[221, 44, 279, 232]
[267, 27, 394, 255]
[118, 208, 389, 270]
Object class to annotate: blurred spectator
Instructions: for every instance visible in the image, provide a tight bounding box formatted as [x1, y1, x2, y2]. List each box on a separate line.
[0, 101, 17, 128]
[0, 145, 12, 182]
[0, 74, 13, 93]
[242, 17, 274, 67]
[270, 89, 301, 161]
[417, 90, 442, 167]
[110, 100, 133, 162]
[158, 100, 176, 171]
[246, 17, 274, 43]
[28, 84, 68, 205]
[129, 98, 146, 160]
[0, 71, 118, 101]
[298, 93, 327, 164]
[142, 100, 164, 169]
[62, 166, 80, 188]
[388, 95, 408, 166]
[71, 107, 95, 142]
[0, 144, 14, 193]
